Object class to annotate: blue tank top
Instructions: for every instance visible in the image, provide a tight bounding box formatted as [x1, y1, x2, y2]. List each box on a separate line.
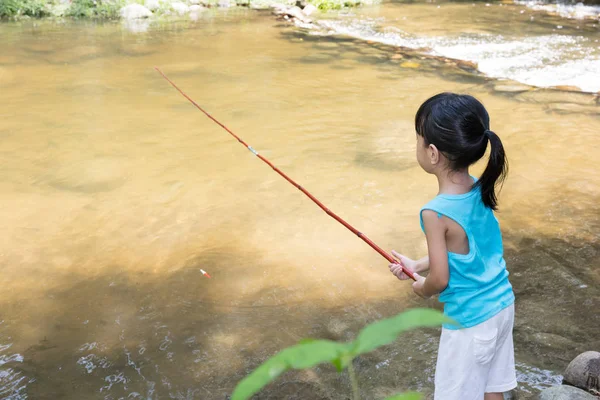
[420, 184, 515, 330]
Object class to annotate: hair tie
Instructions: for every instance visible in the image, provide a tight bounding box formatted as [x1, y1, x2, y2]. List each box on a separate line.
[484, 129, 492, 138]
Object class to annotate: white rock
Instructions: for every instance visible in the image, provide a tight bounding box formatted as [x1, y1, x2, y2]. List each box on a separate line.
[217, 0, 230, 7]
[189, 0, 200, 4]
[189, 4, 203, 10]
[119, 4, 153, 19]
[277, 5, 311, 23]
[145, 0, 160, 11]
[302, 4, 316, 15]
[171, 1, 190, 13]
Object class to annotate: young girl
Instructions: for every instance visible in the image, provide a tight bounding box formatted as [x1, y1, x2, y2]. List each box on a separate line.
[389, 93, 516, 400]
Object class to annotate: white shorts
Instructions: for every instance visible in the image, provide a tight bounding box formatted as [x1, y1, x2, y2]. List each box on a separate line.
[434, 304, 517, 400]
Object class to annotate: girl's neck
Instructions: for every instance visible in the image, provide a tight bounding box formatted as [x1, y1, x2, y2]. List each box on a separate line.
[436, 169, 474, 195]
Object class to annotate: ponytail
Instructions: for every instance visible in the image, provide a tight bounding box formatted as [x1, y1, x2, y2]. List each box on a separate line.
[415, 93, 509, 210]
[475, 130, 508, 210]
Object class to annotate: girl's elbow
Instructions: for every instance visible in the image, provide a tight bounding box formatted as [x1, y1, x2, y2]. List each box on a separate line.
[432, 275, 449, 293]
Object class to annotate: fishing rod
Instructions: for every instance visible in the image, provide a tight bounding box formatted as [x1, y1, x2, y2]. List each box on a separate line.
[155, 67, 416, 282]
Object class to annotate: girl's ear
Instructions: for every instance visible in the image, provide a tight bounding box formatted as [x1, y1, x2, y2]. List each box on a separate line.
[429, 144, 440, 165]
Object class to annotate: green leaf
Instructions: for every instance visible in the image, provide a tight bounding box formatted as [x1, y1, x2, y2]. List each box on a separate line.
[231, 340, 350, 400]
[352, 308, 454, 356]
[384, 392, 422, 400]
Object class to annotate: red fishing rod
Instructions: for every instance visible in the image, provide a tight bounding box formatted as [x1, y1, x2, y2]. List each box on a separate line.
[155, 67, 416, 281]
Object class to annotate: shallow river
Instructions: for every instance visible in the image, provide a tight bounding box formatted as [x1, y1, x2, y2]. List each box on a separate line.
[0, 2, 599, 399]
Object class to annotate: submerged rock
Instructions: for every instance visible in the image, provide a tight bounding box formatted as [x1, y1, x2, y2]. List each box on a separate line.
[563, 351, 600, 394]
[546, 103, 600, 116]
[49, 157, 127, 193]
[400, 61, 420, 69]
[494, 81, 533, 93]
[119, 4, 153, 19]
[538, 385, 597, 400]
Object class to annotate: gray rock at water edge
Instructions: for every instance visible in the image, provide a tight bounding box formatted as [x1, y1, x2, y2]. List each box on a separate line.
[564, 351, 600, 394]
[145, 0, 160, 11]
[537, 385, 597, 400]
[272, 5, 311, 23]
[119, 4, 153, 19]
[171, 1, 190, 13]
[302, 3, 316, 15]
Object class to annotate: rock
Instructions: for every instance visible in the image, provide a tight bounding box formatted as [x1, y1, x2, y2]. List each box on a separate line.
[538, 385, 597, 400]
[145, 0, 160, 11]
[249, 0, 273, 8]
[189, 0, 200, 4]
[550, 85, 582, 92]
[302, 3, 316, 15]
[170, 1, 190, 13]
[456, 59, 478, 71]
[272, 5, 311, 22]
[563, 351, 600, 394]
[217, 0, 230, 7]
[49, 2, 69, 16]
[119, 4, 153, 19]
[391, 54, 404, 60]
[515, 90, 596, 106]
[189, 4, 203, 10]
[546, 103, 600, 116]
[295, 0, 307, 7]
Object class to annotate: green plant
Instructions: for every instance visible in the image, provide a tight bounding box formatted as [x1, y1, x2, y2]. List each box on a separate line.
[67, 0, 95, 17]
[0, 0, 49, 18]
[67, 0, 124, 18]
[94, 0, 125, 19]
[232, 308, 454, 400]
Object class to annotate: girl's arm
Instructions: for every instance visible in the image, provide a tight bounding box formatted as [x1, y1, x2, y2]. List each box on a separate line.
[413, 210, 450, 298]
[414, 256, 430, 273]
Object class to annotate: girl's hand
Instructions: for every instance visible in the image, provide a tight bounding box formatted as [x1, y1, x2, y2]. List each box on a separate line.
[388, 250, 416, 280]
[411, 273, 429, 299]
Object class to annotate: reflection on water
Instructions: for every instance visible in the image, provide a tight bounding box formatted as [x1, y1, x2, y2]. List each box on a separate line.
[0, 3, 598, 399]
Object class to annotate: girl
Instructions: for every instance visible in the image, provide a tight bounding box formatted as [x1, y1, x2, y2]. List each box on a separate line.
[389, 93, 516, 400]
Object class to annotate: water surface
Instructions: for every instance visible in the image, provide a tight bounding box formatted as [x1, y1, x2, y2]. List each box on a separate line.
[0, 4, 599, 399]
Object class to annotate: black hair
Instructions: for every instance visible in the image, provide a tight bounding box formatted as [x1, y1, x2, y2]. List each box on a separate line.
[415, 92, 508, 210]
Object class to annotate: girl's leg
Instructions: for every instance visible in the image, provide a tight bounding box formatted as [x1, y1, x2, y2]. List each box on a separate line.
[484, 393, 503, 400]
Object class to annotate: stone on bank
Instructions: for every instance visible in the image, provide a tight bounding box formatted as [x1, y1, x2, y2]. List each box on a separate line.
[119, 3, 153, 19]
[563, 351, 600, 395]
[537, 385, 597, 400]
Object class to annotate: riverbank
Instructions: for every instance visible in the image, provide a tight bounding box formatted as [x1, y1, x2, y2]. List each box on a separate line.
[0, 0, 378, 19]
